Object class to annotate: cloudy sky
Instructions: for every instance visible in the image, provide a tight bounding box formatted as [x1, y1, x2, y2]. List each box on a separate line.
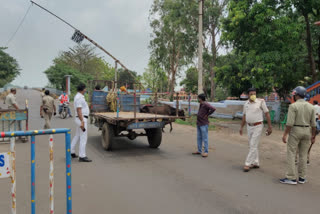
[1, 0, 153, 87]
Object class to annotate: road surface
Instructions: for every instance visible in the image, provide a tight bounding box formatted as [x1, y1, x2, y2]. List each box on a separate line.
[0, 89, 319, 214]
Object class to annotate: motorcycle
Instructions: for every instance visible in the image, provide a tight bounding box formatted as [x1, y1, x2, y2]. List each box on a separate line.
[60, 103, 69, 119]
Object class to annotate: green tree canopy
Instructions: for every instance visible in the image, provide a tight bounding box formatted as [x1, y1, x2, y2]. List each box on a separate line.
[221, 0, 308, 98]
[0, 47, 20, 88]
[44, 44, 114, 92]
[149, 0, 198, 98]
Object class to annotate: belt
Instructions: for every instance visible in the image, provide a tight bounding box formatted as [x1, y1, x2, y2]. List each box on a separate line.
[294, 125, 309, 127]
[76, 115, 88, 119]
[247, 122, 262, 126]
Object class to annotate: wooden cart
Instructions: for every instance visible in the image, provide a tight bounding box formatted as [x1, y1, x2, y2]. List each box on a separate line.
[92, 112, 180, 150]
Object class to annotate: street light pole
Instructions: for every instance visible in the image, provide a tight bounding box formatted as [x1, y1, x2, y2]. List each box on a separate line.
[198, 0, 204, 95]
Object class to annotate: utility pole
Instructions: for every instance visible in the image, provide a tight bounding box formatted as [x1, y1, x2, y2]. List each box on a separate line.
[115, 61, 118, 89]
[198, 0, 204, 95]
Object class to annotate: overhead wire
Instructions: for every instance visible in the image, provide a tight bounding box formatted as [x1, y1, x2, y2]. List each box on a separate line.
[5, 3, 33, 47]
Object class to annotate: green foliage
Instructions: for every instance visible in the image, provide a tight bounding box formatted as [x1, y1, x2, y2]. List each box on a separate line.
[44, 63, 91, 93]
[149, 0, 198, 97]
[44, 44, 114, 92]
[142, 59, 168, 92]
[221, 0, 308, 98]
[0, 47, 20, 87]
[180, 67, 198, 94]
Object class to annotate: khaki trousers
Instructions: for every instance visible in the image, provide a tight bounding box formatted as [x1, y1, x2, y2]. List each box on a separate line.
[43, 111, 53, 129]
[286, 127, 311, 180]
[245, 124, 263, 166]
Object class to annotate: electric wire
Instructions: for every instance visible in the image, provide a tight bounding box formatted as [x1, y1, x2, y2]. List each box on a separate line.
[5, 3, 33, 47]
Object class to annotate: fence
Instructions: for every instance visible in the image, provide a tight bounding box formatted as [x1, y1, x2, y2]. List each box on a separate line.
[0, 107, 29, 142]
[0, 128, 72, 214]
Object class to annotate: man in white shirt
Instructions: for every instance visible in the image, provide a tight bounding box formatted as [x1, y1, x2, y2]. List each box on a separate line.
[313, 101, 320, 130]
[71, 83, 92, 162]
[240, 88, 272, 172]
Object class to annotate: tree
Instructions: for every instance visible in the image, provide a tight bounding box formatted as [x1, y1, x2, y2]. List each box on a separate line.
[0, 47, 20, 87]
[290, 0, 320, 83]
[142, 59, 168, 92]
[180, 67, 198, 94]
[44, 63, 91, 92]
[221, 0, 308, 98]
[44, 44, 114, 91]
[203, 0, 229, 101]
[149, 0, 198, 99]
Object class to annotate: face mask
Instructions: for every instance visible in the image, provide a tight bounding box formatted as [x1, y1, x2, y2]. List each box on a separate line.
[250, 95, 256, 101]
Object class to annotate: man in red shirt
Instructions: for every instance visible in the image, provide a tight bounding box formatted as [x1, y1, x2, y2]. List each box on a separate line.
[58, 91, 72, 117]
[192, 94, 216, 157]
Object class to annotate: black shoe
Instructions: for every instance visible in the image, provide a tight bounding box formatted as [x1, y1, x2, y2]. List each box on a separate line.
[71, 153, 78, 158]
[69, 115, 73, 118]
[79, 157, 92, 162]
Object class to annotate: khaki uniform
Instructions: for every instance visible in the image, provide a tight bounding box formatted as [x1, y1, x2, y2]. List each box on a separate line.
[286, 99, 316, 180]
[5, 93, 18, 109]
[42, 95, 55, 129]
[243, 99, 269, 166]
[5, 92, 22, 132]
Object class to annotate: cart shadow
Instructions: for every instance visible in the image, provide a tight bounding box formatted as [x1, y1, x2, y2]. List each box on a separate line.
[88, 134, 166, 157]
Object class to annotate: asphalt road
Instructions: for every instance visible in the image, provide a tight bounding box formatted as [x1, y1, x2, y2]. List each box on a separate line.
[0, 89, 319, 214]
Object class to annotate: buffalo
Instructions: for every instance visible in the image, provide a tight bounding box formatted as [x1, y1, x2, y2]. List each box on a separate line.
[140, 104, 186, 132]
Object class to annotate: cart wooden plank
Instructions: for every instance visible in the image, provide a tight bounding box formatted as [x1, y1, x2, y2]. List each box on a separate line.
[93, 112, 181, 120]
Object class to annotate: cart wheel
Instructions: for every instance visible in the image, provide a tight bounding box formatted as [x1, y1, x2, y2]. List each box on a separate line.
[145, 128, 162, 148]
[101, 123, 114, 151]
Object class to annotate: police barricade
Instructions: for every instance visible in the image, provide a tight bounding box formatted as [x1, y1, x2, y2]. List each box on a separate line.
[0, 101, 29, 142]
[0, 128, 72, 214]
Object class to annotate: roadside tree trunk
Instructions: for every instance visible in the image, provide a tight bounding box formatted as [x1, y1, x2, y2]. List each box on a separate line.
[304, 14, 317, 82]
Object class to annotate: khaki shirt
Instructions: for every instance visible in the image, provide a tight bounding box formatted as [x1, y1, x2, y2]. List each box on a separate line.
[243, 98, 269, 123]
[286, 99, 316, 127]
[5, 93, 18, 109]
[40, 91, 45, 98]
[42, 95, 55, 113]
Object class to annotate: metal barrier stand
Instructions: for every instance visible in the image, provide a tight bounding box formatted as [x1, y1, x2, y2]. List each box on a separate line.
[0, 128, 72, 214]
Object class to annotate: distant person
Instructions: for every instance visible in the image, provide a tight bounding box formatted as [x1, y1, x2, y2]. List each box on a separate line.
[5, 88, 19, 110]
[280, 86, 316, 185]
[41, 90, 56, 129]
[40, 88, 46, 118]
[313, 101, 320, 130]
[94, 85, 101, 91]
[5, 88, 22, 133]
[71, 83, 92, 162]
[239, 88, 272, 172]
[58, 91, 72, 117]
[40, 88, 45, 98]
[192, 94, 216, 158]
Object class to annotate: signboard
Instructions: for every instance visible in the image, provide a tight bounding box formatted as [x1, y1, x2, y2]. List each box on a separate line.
[71, 30, 84, 44]
[0, 152, 11, 179]
[0, 111, 27, 121]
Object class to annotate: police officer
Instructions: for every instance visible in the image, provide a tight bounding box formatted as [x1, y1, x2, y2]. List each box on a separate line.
[40, 88, 45, 118]
[280, 86, 316, 185]
[71, 83, 92, 162]
[5, 88, 19, 110]
[240, 88, 272, 172]
[41, 90, 56, 129]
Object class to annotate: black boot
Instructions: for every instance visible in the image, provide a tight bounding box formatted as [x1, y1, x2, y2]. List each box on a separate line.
[79, 157, 92, 162]
[71, 153, 78, 158]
